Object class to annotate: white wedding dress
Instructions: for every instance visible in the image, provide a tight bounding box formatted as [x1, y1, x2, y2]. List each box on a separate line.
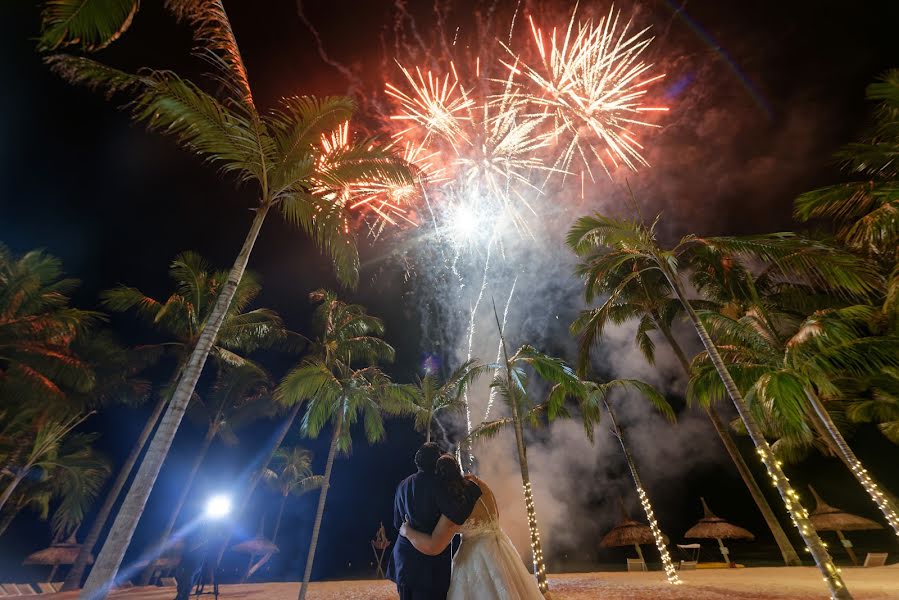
[447, 478, 544, 600]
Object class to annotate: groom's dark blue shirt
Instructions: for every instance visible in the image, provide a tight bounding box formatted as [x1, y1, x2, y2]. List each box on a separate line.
[387, 469, 480, 592]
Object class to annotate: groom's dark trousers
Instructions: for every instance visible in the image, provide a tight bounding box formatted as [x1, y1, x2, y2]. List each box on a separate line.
[387, 469, 467, 600]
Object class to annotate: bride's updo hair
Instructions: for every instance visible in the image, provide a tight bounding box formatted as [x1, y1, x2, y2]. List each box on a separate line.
[435, 454, 468, 505]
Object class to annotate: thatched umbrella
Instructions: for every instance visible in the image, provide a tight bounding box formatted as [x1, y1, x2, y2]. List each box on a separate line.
[601, 499, 668, 566]
[23, 536, 93, 582]
[685, 497, 755, 564]
[808, 485, 882, 566]
[232, 536, 279, 582]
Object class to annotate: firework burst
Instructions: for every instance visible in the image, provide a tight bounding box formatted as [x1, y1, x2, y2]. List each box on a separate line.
[504, 4, 668, 180]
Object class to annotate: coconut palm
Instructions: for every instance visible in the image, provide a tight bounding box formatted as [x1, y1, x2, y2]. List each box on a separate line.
[794, 70, 899, 264]
[567, 213, 855, 599]
[0, 432, 109, 540]
[844, 368, 899, 444]
[569, 259, 802, 565]
[468, 327, 589, 595]
[579, 378, 682, 583]
[138, 364, 275, 585]
[401, 359, 483, 443]
[0, 245, 98, 404]
[46, 2, 412, 592]
[276, 291, 405, 600]
[0, 413, 97, 512]
[688, 303, 899, 537]
[64, 253, 288, 591]
[262, 447, 324, 548]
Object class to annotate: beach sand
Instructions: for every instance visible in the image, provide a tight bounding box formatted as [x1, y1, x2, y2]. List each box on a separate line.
[47, 565, 899, 600]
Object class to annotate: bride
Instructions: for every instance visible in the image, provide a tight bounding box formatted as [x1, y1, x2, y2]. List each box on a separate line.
[400, 454, 544, 599]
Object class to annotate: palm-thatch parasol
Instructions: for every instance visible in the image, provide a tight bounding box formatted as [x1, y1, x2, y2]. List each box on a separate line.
[808, 485, 882, 566]
[23, 535, 93, 582]
[685, 497, 755, 564]
[232, 536, 279, 582]
[601, 499, 668, 566]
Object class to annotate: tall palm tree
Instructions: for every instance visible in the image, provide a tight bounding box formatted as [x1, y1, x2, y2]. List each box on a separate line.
[262, 447, 324, 549]
[138, 364, 275, 585]
[46, 3, 412, 593]
[64, 253, 288, 591]
[402, 359, 482, 443]
[579, 378, 682, 583]
[276, 291, 405, 600]
[470, 328, 590, 595]
[567, 213, 856, 599]
[569, 260, 802, 565]
[688, 303, 899, 536]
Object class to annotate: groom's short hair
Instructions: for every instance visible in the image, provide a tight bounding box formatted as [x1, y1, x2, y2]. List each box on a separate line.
[414, 443, 440, 472]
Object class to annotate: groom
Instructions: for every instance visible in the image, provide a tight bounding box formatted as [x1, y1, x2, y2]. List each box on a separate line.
[387, 443, 470, 600]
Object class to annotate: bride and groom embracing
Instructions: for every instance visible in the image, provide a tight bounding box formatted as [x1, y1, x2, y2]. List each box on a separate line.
[387, 442, 544, 600]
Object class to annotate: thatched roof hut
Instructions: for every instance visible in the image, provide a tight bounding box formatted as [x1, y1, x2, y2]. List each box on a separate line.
[809, 486, 882, 532]
[600, 499, 668, 566]
[808, 485, 882, 565]
[23, 536, 93, 581]
[231, 536, 279, 555]
[685, 498, 755, 542]
[684, 498, 754, 564]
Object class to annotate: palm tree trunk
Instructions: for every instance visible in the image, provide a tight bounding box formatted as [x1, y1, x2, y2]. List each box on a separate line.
[62, 394, 169, 591]
[297, 412, 342, 600]
[804, 390, 899, 536]
[272, 493, 288, 545]
[426, 412, 433, 444]
[0, 472, 26, 513]
[656, 325, 801, 566]
[82, 203, 271, 600]
[509, 396, 549, 595]
[664, 268, 851, 599]
[604, 401, 680, 584]
[137, 426, 216, 586]
[212, 401, 302, 569]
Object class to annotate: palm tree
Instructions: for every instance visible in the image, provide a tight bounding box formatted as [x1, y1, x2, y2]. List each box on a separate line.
[569, 259, 802, 565]
[45, 3, 412, 593]
[276, 290, 405, 600]
[0, 432, 110, 540]
[64, 253, 288, 591]
[0, 245, 98, 404]
[470, 326, 589, 595]
[402, 359, 483, 443]
[579, 378, 682, 583]
[567, 213, 855, 599]
[262, 447, 324, 549]
[0, 413, 97, 512]
[794, 70, 899, 265]
[138, 364, 275, 585]
[688, 303, 899, 537]
[844, 368, 899, 444]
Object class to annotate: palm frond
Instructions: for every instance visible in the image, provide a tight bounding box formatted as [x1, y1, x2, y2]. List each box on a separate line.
[39, 0, 139, 52]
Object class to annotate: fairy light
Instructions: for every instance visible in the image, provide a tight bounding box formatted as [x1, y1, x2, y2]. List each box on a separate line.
[634, 483, 681, 584]
[754, 446, 850, 598]
[523, 481, 549, 593]
[847, 458, 899, 535]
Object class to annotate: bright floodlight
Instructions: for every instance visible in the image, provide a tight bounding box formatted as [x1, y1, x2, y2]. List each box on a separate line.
[205, 495, 232, 520]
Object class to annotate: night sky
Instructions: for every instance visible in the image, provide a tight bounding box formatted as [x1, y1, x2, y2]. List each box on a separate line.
[2, 0, 899, 583]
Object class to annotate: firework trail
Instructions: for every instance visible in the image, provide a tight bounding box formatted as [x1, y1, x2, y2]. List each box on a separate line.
[485, 275, 518, 421]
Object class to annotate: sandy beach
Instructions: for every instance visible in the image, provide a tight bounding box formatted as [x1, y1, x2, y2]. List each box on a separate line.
[43, 566, 899, 600]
